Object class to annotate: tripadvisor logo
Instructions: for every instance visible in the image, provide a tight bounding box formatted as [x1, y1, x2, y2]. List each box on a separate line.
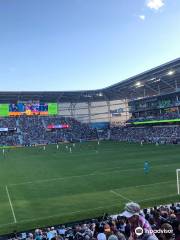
[135, 227, 174, 236]
[135, 227, 143, 236]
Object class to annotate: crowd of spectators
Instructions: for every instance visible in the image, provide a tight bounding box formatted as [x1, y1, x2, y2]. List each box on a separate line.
[5, 202, 180, 240]
[0, 117, 17, 128]
[1, 116, 180, 146]
[110, 126, 180, 144]
[127, 112, 180, 123]
[0, 117, 20, 145]
[0, 116, 98, 146]
[0, 133, 20, 146]
[1, 117, 180, 239]
[96, 129, 110, 140]
[18, 116, 46, 145]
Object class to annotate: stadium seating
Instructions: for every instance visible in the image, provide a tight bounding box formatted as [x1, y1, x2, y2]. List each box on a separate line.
[110, 126, 180, 144]
[1, 115, 180, 146]
[4, 203, 180, 240]
[127, 112, 180, 123]
[0, 116, 97, 146]
[1, 116, 180, 239]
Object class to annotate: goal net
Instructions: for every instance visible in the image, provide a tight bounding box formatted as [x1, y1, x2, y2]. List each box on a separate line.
[176, 169, 180, 195]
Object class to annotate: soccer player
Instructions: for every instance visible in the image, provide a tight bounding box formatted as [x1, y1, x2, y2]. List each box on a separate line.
[73, 143, 75, 147]
[69, 147, 72, 153]
[2, 148, 5, 155]
[57, 144, 59, 150]
[144, 161, 150, 174]
[43, 145, 46, 151]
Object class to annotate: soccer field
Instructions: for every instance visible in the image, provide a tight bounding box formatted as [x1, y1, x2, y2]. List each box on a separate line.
[0, 141, 179, 234]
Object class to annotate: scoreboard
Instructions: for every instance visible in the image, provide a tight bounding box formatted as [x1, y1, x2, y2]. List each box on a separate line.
[0, 103, 58, 116]
[0, 104, 9, 116]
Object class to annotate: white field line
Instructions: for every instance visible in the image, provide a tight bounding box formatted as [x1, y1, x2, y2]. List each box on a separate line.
[133, 180, 174, 188]
[112, 180, 175, 192]
[5, 186, 17, 223]
[138, 193, 178, 203]
[7, 163, 175, 187]
[9, 173, 95, 186]
[0, 204, 116, 227]
[110, 190, 132, 202]
[110, 190, 178, 204]
[0, 192, 178, 228]
[101, 162, 179, 174]
[5, 180, 175, 222]
[0, 221, 16, 228]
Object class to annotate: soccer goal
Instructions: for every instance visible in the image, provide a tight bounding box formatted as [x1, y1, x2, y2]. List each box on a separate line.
[176, 169, 180, 195]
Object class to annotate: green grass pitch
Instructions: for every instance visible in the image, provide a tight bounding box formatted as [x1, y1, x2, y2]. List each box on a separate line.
[0, 141, 179, 234]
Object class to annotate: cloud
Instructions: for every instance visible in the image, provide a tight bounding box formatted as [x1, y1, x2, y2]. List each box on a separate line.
[139, 15, 146, 20]
[146, 0, 165, 10]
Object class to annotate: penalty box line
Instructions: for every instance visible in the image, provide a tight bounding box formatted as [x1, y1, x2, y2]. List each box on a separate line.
[0, 204, 115, 227]
[0, 192, 178, 228]
[109, 180, 176, 203]
[5, 185, 17, 223]
[110, 190, 132, 202]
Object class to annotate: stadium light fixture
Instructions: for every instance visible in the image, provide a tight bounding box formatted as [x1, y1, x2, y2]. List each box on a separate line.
[97, 92, 103, 97]
[148, 78, 160, 83]
[150, 77, 156, 81]
[135, 82, 144, 88]
[135, 82, 141, 87]
[167, 70, 175, 76]
[153, 78, 161, 82]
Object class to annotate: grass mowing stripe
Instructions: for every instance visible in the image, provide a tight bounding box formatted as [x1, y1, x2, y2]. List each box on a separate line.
[110, 190, 132, 201]
[8, 173, 95, 186]
[5, 186, 17, 223]
[112, 180, 175, 191]
[0, 204, 118, 227]
[8, 181, 175, 225]
[133, 180, 175, 188]
[7, 164, 176, 187]
[0, 141, 180, 234]
[138, 193, 178, 203]
[0, 193, 178, 228]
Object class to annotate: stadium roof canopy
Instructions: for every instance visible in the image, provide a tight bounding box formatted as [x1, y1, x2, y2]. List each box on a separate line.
[0, 58, 180, 103]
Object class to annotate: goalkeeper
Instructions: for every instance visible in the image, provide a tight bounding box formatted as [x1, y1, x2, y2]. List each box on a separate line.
[144, 161, 150, 174]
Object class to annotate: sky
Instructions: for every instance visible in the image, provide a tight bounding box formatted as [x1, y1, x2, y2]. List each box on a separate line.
[0, 0, 180, 91]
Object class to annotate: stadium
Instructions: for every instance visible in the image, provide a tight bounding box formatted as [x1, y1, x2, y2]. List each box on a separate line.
[0, 58, 180, 239]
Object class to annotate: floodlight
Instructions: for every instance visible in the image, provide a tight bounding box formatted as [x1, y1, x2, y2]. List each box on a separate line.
[135, 82, 141, 87]
[167, 70, 175, 76]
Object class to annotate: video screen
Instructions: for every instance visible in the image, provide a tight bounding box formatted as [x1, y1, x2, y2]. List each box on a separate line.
[0, 103, 58, 116]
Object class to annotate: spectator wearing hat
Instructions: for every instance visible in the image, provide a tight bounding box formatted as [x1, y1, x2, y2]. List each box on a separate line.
[121, 202, 155, 239]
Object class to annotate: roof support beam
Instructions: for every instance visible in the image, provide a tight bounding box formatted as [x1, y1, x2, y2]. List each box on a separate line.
[143, 83, 159, 94]
[160, 78, 176, 91]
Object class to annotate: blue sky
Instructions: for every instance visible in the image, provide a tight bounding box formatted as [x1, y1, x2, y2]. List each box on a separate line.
[0, 0, 180, 91]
